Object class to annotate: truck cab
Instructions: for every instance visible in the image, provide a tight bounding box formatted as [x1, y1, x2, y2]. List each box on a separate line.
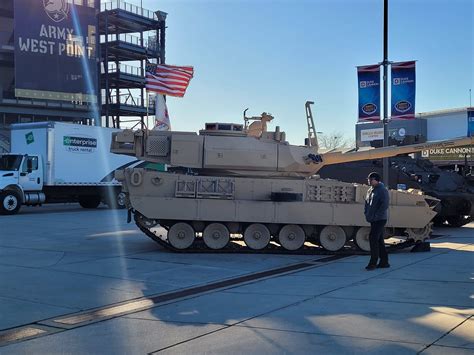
[0, 153, 44, 214]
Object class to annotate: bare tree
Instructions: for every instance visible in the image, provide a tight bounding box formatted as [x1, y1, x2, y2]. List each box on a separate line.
[318, 131, 354, 150]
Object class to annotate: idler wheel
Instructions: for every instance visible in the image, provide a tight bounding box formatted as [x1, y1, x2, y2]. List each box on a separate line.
[354, 227, 371, 252]
[167, 223, 195, 249]
[319, 226, 347, 251]
[244, 224, 271, 250]
[278, 224, 305, 251]
[203, 223, 230, 250]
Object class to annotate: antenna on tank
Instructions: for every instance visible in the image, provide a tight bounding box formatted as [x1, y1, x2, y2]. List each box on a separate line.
[305, 101, 318, 149]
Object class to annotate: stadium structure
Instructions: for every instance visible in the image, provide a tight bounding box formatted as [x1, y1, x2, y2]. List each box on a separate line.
[0, 0, 166, 152]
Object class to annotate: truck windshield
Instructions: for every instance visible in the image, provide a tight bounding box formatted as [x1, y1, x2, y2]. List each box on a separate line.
[0, 155, 22, 171]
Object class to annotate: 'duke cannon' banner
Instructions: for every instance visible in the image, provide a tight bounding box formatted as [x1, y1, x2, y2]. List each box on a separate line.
[357, 65, 381, 122]
[391, 61, 416, 119]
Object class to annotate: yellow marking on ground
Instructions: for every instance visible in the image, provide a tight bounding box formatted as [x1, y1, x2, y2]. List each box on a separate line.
[0, 327, 46, 344]
[53, 299, 154, 325]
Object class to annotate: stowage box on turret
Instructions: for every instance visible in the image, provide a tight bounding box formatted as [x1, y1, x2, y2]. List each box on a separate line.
[111, 102, 473, 252]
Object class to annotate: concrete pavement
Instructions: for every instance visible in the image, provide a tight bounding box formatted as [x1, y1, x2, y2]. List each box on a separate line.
[0, 204, 472, 354]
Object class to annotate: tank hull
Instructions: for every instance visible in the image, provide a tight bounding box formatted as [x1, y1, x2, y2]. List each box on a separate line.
[117, 169, 437, 251]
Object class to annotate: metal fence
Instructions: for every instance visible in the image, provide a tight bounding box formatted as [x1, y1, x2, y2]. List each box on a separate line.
[101, 33, 146, 47]
[105, 94, 140, 106]
[100, 0, 158, 20]
[66, 0, 95, 8]
[105, 63, 143, 77]
[104, 94, 155, 110]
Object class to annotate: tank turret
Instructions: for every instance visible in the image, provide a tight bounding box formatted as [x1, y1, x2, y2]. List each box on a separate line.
[111, 104, 472, 178]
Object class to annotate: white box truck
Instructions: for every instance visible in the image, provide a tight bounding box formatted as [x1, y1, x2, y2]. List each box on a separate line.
[0, 122, 138, 215]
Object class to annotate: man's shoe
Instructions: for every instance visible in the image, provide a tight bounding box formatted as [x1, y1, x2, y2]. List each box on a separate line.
[365, 264, 377, 271]
[377, 263, 390, 268]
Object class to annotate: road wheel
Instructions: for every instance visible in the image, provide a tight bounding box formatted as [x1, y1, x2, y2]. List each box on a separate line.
[106, 192, 127, 209]
[79, 195, 101, 209]
[319, 225, 347, 251]
[244, 223, 271, 250]
[168, 222, 195, 249]
[0, 190, 21, 215]
[278, 224, 305, 251]
[203, 223, 230, 250]
[354, 227, 371, 252]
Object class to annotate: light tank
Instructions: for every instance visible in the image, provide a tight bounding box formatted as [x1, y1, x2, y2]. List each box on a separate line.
[111, 102, 473, 252]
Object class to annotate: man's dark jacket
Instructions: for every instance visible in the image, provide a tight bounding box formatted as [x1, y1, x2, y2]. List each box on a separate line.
[364, 182, 390, 223]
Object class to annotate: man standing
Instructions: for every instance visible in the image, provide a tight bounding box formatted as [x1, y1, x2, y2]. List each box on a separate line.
[364, 172, 390, 270]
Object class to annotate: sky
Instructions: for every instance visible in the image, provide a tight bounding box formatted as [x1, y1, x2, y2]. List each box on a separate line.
[138, 0, 472, 144]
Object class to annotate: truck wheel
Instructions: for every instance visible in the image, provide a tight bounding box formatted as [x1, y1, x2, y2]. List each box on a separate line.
[0, 191, 22, 215]
[106, 192, 127, 209]
[79, 196, 101, 209]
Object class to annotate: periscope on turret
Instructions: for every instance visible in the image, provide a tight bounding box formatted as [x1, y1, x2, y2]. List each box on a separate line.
[110, 102, 473, 253]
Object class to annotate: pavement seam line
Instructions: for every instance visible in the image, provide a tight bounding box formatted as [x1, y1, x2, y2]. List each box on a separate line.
[148, 325, 231, 354]
[378, 276, 473, 284]
[122, 316, 228, 327]
[0, 294, 80, 311]
[232, 324, 427, 346]
[418, 343, 474, 351]
[417, 315, 473, 354]
[315, 294, 474, 309]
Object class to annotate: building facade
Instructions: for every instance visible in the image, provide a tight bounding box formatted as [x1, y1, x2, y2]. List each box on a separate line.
[356, 107, 473, 167]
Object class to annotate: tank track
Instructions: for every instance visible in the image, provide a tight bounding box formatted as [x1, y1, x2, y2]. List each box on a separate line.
[133, 212, 420, 256]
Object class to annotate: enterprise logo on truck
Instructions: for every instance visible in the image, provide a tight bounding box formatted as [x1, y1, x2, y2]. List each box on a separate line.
[63, 135, 97, 153]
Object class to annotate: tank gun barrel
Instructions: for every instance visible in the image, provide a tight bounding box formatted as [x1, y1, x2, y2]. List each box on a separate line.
[317, 136, 473, 174]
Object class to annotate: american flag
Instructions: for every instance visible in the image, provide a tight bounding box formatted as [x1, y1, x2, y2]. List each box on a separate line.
[145, 63, 194, 97]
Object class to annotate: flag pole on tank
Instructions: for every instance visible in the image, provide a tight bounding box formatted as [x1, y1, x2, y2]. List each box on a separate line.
[145, 61, 194, 131]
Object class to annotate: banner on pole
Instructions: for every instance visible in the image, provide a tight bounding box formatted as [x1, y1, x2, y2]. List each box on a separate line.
[153, 94, 171, 131]
[468, 110, 474, 137]
[357, 65, 381, 122]
[391, 61, 416, 119]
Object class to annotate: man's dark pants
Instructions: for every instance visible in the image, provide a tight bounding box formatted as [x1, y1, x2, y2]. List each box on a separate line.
[368, 219, 388, 266]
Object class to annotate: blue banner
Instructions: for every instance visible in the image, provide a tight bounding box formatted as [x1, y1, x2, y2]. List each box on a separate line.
[391, 61, 416, 119]
[357, 65, 381, 122]
[14, 0, 98, 103]
[468, 110, 474, 137]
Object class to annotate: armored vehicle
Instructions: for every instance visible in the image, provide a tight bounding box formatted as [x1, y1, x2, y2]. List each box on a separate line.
[111, 102, 473, 252]
[319, 156, 474, 227]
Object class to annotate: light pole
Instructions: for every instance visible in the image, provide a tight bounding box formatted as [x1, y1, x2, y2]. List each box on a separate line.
[382, 0, 390, 186]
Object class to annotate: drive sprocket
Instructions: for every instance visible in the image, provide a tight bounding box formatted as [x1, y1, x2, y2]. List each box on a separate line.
[405, 223, 433, 242]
